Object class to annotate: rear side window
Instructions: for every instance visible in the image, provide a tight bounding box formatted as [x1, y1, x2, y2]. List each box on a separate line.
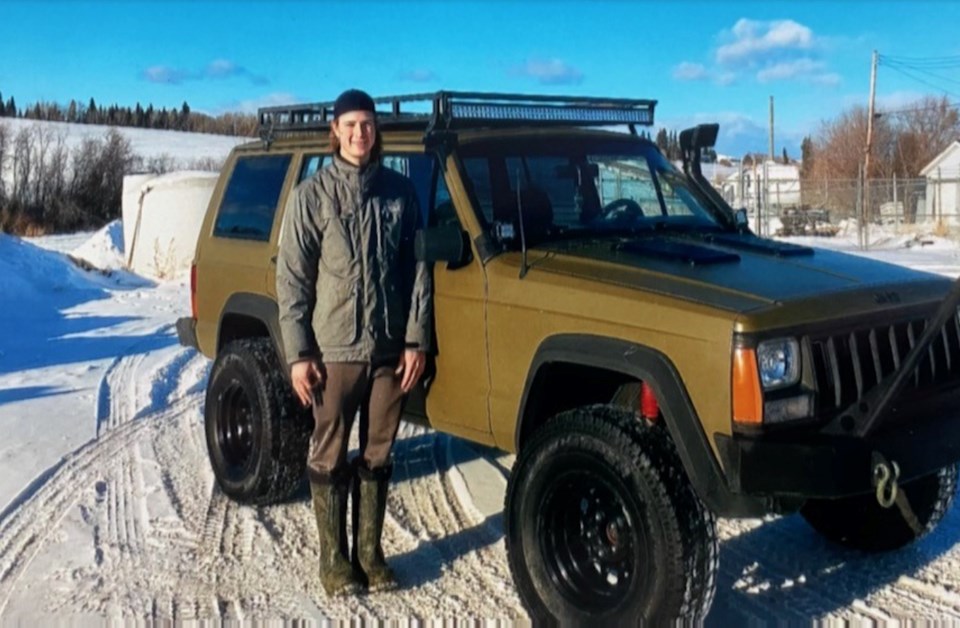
[214, 154, 292, 241]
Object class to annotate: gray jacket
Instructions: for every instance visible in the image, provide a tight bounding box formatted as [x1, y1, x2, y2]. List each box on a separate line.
[277, 156, 432, 365]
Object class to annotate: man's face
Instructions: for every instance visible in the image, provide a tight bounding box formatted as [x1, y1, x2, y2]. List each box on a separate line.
[334, 110, 376, 165]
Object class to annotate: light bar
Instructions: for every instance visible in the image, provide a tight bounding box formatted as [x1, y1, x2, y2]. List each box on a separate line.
[449, 103, 654, 125]
[258, 91, 657, 137]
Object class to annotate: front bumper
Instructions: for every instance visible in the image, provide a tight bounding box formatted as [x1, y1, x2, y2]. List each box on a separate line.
[176, 317, 199, 350]
[715, 384, 960, 499]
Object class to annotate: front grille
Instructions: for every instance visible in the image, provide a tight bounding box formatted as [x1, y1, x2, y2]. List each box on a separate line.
[808, 313, 960, 415]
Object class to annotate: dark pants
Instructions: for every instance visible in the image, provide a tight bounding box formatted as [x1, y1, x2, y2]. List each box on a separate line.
[307, 361, 405, 484]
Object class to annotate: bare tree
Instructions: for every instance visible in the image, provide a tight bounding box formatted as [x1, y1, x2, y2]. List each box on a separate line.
[890, 96, 960, 177]
[31, 124, 55, 213]
[0, 122, 9, 204]
[11, 126, 33, 208]
[809, 98, 960, 181]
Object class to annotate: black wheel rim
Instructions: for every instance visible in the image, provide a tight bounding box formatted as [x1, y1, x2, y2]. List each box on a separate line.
[216, 378, 255, 473]
[537, 460, 642, 611]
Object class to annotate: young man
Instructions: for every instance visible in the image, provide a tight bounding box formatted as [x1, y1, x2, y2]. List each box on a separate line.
[276, 89, 432, 596]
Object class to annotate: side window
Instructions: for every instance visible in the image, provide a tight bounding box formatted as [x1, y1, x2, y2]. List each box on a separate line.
[214, 154, 292, 241]
[381, 153, 435, 228]
[657, 170, 700, 217]
[299, 154, 326, 182]
[462, 157, 494, 224]
[433, 171, 459, 228]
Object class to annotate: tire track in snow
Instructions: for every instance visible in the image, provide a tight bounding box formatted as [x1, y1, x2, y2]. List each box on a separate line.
[366, 423, 522, 620]
[0, 338, 198, 619]
[96, 352, 146, 435]
[6, 337, 525, 621]
[0, 395, 200, 616]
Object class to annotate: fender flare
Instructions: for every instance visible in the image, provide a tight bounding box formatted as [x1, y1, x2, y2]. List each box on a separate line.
[219, 292, 286, 362]
[515, 333, 765, 517]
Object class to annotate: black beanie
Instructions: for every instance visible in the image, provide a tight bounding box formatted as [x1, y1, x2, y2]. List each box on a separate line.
[333, 89, 376, 118]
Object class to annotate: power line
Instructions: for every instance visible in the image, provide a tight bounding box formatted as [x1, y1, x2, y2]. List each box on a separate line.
[881, 62, 960, 101]
[882, 59, 960, 89]
[881, 54, 960, 69]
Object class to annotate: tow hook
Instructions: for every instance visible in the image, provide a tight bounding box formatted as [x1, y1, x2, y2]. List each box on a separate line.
[872, 451, 900, 509]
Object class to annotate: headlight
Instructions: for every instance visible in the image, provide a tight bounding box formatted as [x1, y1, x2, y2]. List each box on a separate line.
[756, 337, 800, 390]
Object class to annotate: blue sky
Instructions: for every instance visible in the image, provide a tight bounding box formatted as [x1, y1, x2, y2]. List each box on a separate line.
[2, 1, 960, 155]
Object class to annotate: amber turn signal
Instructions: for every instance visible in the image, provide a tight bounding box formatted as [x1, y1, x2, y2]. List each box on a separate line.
[732, 348, 763, 425]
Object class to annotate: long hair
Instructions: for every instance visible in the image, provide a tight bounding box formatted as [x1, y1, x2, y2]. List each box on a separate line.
[329, 119, 383, 163]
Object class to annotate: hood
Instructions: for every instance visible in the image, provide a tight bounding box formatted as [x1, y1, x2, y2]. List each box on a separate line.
[533, 232, 947, 314]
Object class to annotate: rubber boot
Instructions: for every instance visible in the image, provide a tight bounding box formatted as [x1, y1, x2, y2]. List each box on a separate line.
[351, 460, 398, 592]
[310, 469, 361, 597]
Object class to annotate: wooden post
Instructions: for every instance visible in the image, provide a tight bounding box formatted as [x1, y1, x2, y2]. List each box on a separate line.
[864, 50, 878, 221]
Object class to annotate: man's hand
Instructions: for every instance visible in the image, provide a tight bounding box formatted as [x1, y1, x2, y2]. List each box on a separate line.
[395, 349, 426, 393]
[291, 359, 324, 407]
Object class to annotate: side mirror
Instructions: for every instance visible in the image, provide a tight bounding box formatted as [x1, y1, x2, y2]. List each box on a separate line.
[415, 225, 471, 267]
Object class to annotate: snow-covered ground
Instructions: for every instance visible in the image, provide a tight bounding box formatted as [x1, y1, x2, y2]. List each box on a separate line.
[0, 117, 250, 170]
[3, 222, 960, 623]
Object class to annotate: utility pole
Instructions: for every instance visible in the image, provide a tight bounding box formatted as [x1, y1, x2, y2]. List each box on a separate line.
[769, 95, 775, 162]
[864, 50, 879, 236]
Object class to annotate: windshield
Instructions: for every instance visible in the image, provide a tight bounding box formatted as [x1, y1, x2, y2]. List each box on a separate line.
[458, 135, 726, 249]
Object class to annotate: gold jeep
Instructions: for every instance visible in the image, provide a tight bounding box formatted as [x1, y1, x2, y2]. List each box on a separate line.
[178, 92, 960, 623]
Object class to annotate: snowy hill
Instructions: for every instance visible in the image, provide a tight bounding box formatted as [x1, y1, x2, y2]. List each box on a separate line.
[0, 117, 250, 168]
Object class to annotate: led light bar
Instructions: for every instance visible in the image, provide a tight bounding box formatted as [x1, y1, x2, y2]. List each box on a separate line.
[448, 103, 654, 125]
[258, 91, 657, 138]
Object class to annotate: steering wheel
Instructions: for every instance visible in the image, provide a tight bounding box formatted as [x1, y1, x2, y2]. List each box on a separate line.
[597, 198, 644, 224]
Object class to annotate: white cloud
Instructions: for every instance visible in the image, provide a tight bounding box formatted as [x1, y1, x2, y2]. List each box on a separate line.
[717, 18, 815, 65]
[206, 59, 237, 78]
[811, 73, 842, 86]
[225, 92, 302, 115]
[142, 65, 189, 85]
[511, 58, 584, 85]
[660, 111, 805, 156]
[756, 58, 823, 82]
[876, 90, 928, 110]
[715, 72, 738, 86]
[673, 62, 708, 81]
[141, 59, 268, 86]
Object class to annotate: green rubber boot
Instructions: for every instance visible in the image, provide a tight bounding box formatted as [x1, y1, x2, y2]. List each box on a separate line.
[352, 461, 398, 592]
[310, 471, 361, 597]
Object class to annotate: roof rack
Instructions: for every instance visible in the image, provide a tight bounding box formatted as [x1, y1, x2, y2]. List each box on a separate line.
[257, 91, 657, 140]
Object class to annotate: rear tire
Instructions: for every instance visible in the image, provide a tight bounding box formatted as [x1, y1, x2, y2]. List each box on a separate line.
[205, 338, 311, 505]
[504, 405, 717, 625]
[801, 464, 958, 552]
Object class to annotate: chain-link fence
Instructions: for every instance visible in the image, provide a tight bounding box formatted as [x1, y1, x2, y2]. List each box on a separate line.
[716, 167, 960, 248]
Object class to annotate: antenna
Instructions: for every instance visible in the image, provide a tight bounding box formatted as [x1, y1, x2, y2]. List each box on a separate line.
[515, 168, 529, 279]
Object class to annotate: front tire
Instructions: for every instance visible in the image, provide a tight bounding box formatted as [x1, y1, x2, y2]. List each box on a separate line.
[505, 405, 718, 625]
[801, 464, 958, 552]
[204, 338, 311, 505]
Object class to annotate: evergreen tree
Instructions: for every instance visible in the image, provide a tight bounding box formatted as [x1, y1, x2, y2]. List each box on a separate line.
[67, 99, 78, 123]
[800, 136, 815, 180]
[782, 146, 789, 164]
[655, 128, 668, 153]
[85, 97, 97, 124]
[180, 101, 191, 131]
[0, 91, 5, 117]
[7, 96, 16, 117]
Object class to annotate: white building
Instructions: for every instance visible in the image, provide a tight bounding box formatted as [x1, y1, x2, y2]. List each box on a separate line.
[919, 141, 960, 224]
[720, 161, 801, 211]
